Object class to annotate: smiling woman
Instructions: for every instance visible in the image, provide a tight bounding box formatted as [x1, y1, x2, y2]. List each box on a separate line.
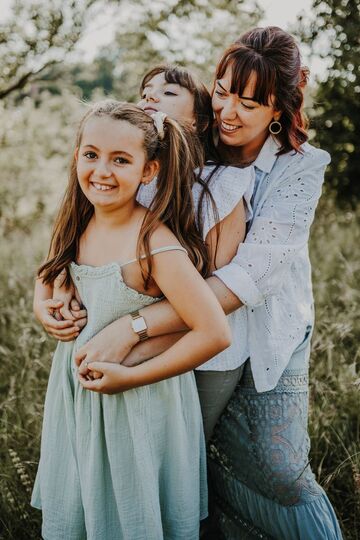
[213, 69, 281, 163]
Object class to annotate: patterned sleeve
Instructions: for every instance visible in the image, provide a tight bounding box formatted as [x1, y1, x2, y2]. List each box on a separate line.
[213, 147, 331, 306]
[195, 165, 255, 240]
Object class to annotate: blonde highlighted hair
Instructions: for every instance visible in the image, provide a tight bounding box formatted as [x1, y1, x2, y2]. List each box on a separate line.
[39, 100, 210, 288]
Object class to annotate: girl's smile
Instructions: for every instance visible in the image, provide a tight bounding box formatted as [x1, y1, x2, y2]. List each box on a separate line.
[76, 116, 156, 215]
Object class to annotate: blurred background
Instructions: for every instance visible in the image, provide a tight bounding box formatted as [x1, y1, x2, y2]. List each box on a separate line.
[0, 0, 359, 538]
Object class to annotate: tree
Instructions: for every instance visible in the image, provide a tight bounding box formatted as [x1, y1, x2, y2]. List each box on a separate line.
[299, 0, 360, 204]
[100, 0, 262, 101]
[0, 0, 101, 100]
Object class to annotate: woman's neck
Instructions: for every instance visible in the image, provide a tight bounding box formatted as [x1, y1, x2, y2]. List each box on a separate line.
[218, 133, 268, 168]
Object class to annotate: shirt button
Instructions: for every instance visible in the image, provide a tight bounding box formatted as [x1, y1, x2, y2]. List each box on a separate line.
[76, 276, 80, 281]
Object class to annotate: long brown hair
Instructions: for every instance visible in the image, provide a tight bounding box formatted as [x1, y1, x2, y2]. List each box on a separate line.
[140, 64, 219, 163]
[215, 26, 309, 154]
[38, 101, 210, 288]
[140, 65, 221, 264]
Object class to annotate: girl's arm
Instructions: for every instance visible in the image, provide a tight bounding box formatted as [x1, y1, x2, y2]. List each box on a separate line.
[74, 200, 245, 368]
[79, 232, 231, 393]
[121, 198, 246, 367]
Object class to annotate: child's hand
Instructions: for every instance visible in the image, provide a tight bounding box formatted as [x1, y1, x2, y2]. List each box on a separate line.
[74, 315, 137, 367]
[53, 270, 87, 328]
[78, 361, 135, 394]
[69, 297, 88, 331]
[34, 298, 80, 342]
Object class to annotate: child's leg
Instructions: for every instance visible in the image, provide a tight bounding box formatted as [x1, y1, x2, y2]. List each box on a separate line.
[195, 366, 244, 442]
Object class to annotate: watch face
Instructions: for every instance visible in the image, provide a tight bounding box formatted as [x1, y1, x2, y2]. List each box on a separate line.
[132, 317, 147, 333]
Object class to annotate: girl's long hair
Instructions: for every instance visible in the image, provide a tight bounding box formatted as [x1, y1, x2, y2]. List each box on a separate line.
[140, 65, 221, 268]
[140, 64, 219, 163]
[38, 101, 210, 288]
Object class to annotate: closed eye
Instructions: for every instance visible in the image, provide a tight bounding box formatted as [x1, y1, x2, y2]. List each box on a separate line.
[241, 102, 256, 110]
[164, 91, 177, 96]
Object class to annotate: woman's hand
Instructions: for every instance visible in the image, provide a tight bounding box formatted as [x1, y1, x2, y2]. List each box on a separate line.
[78, 361, 136, 394]
[74, 315, 139, 367]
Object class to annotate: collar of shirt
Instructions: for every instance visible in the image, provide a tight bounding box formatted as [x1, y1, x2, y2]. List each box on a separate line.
[253, 136, 281, 174]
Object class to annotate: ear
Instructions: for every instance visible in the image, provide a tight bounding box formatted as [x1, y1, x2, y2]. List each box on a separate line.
[74, 147, 79, 162]
[273, 111, 282, 121]
[141, 159, 159, 185]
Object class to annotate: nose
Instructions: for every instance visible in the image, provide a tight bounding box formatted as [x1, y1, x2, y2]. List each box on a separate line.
[145, 89, 159, 103]
[95, 159, 112, 178]
[220, 95, 238, 121]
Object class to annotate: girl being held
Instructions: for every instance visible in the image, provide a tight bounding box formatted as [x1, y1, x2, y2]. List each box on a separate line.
[34, 66, 254, 441]
[31, 101, 231, 540]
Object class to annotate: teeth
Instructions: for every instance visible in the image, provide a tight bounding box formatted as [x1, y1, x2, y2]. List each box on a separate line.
[92, 183, 113, 191]
[221, 121, 241, 132]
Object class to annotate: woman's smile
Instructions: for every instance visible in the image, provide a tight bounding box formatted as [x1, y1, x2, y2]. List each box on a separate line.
[220, 120, 242, 133]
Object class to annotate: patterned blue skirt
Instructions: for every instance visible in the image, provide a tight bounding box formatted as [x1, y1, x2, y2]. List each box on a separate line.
[208, 331, 343, 539]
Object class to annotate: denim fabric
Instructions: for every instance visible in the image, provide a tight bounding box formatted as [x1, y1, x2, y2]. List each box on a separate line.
[208, 330, 343, 540]
[195, 366, 244, 442]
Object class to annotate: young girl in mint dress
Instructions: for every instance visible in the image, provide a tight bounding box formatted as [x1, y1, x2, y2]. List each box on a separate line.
[31, 101, 232, 539]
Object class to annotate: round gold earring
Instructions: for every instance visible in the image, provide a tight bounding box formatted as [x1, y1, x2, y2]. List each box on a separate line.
[269, 120, 282, 135]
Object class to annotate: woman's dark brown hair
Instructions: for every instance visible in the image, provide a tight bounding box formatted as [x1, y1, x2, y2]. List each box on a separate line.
[38, 100, 210, 288]
[216, 26, 309, 154]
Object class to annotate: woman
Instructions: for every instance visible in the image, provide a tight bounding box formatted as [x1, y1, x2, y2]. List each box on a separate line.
[38, 28, 342, 539]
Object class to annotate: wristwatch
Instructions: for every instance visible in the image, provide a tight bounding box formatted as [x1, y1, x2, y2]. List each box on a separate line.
[130, 310, 148, 341]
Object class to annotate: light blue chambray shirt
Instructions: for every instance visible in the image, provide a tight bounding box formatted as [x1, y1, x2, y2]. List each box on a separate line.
[213, 136, 331, 392]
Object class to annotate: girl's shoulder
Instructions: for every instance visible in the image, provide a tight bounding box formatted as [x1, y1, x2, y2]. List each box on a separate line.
[148, 222, 184, 253]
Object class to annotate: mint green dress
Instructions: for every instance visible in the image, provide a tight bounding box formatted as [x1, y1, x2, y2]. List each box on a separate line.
[31, 247, 207, 540]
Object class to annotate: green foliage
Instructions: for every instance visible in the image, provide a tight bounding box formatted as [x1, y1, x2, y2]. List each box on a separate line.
[0, 0, 101, 100]
[0, 227, 54, 539]
[77, 0, 262, 102]
[0, 92, 86, 236]
[299, 0, 360, 204]
[309, 192, 360, 536]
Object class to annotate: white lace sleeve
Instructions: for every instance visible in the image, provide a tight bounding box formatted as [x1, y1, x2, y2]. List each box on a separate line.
[213, 146, 331, 306]
[193, 165, 255, 240]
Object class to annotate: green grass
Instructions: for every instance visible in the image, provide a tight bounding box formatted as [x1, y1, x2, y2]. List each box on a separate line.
[0, 199, 359, 539]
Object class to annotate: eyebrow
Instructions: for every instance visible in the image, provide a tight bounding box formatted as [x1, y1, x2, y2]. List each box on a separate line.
[144, 81, 179, 88]
[216, 80, 256, 102]
[82, 144, 133, 158]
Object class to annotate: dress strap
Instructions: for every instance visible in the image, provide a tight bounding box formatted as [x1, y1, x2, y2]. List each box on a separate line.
[119, 245, 188, 268]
